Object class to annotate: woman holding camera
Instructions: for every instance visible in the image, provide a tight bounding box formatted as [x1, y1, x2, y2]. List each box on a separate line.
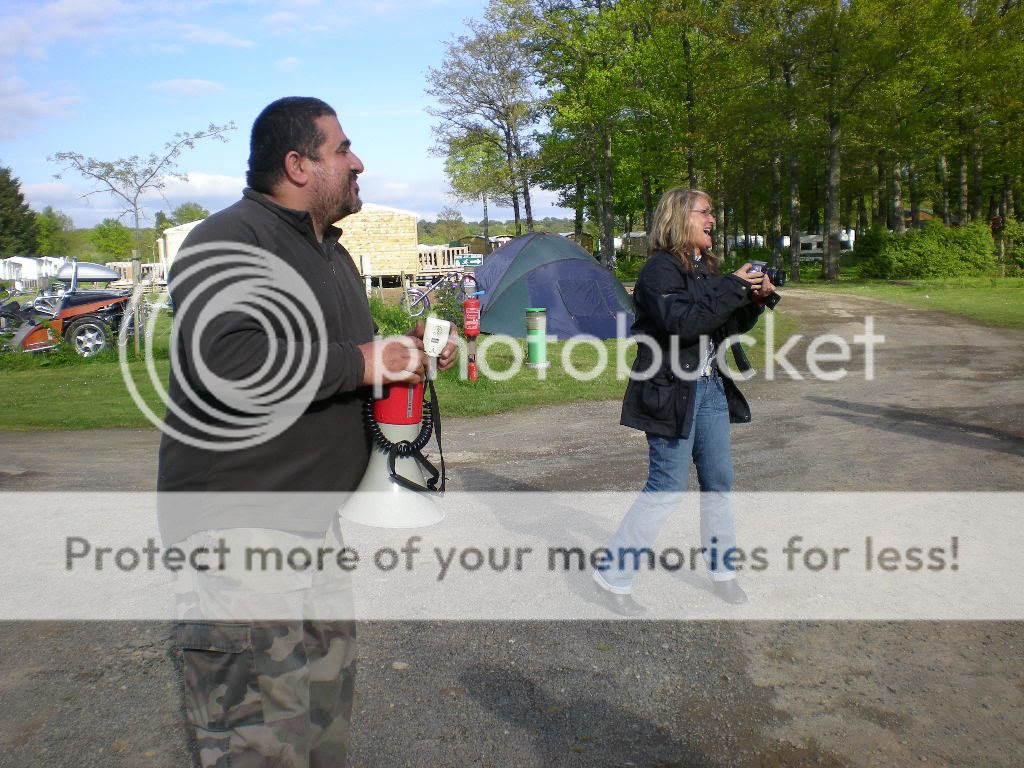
[592, 187, 775, 614]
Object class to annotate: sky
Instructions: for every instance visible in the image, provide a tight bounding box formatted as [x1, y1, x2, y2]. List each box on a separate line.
[0, 0, 569, 229]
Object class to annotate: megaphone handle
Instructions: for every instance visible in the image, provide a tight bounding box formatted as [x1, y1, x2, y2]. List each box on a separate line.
[386, 447, 441, 493]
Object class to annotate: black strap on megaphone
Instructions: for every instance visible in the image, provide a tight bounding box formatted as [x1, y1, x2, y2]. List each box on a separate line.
[366, 379, 446, 494]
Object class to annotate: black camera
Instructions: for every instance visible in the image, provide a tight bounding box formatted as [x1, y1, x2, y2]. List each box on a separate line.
[749, 261, 786, 287]
[749, 261, 783, 310]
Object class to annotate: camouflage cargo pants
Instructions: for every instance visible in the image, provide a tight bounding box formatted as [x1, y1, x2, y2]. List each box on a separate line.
[172, 518, 356, 767]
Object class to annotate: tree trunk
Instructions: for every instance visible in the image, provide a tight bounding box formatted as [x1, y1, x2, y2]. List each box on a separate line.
[891, 158, 905, 234]
[482, 195, 491, 255]
[642, 172, 653, 234]
[909, 161, 920, 229]
[731, 204, 739, 263]
[876, 157, 886, 226]
[599, 125, 615, 267]
[714, 159, 726, 258]
[808, 169, 820, 235]
[789, 154, 801, 283]
[511, 129, 533, 233]
[842, 187, 853, 247]
[682, 31, 698, 189]
[959, 144, 969, 224]
[574, 175, 584, 244]
[824, 111, 842, 280]
[742, 187, 752, 260]
[971, 132, 984, 223]
[783, 59, 801, 281]
[771, 155, 783, 267]
[502, 130, 522, 235]
[937, 155, 951, 225]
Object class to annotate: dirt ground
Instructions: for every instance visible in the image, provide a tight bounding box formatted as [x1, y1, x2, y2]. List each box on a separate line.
[0, 288, 1022, 767]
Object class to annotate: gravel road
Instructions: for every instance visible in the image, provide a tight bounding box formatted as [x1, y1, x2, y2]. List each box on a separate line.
[1, 288, 1021, 767]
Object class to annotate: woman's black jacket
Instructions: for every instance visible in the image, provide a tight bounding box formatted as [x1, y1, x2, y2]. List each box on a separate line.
[620, 250, 764, 440]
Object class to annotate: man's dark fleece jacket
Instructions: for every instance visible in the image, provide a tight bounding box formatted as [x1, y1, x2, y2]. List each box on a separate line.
[157, 189, 375, 536]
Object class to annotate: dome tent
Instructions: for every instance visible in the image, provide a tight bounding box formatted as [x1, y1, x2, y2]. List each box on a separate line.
[474, 233, 634, 339]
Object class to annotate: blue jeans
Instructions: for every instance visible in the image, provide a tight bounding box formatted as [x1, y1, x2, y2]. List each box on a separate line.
[601, 374, 737, 590]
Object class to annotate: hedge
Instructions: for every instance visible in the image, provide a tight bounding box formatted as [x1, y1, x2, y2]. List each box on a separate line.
[856, 222, 996, 279]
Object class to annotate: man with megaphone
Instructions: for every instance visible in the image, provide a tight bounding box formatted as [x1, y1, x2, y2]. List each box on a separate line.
[158, 96, 457, 768]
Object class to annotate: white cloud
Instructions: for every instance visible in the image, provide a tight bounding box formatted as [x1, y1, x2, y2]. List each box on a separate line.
[154, 172, 245, 200]
[23, 181, 81, 207]
[178, 24, 254, 48]
[261, 11, 328, 32]
[0, 0, 129, 59]
[22, 181, 127, 227]
[0, 75, 77, 141]
[148, 79, 226, 96]
[149, 42, 185, 55]
[275, 56, 303, 73]
[24, 173, 245, 227]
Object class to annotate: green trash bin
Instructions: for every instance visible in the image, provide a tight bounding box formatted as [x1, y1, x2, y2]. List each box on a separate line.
[525, 308, 549, 369]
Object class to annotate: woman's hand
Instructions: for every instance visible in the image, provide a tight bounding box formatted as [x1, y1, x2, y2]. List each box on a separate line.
[733, 263, 776, 301]
[751, 273, 776, 302]
[732, 263, 762, 290]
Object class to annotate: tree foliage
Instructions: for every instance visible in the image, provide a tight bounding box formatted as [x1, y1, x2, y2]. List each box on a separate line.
[90, 218, 134, 261]
[426, 5, 541, 235]
[0, 165, 39, 256]
[434, 206, 471, 245]
[171, 201, 210, 225]
[34, 206, 75, 256]
[429, 0, 1023, 280]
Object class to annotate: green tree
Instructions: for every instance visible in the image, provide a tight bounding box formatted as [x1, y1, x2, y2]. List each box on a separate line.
[443, 129, 512, 250]
[90, 218, 134, 260]
[154, 210, 173, 237]
[427, 2, 541, 235]
[435, 206, 470, 245]
[34, 206, 75, 256]
[0, 165, 39, 256]
[171, 201, 210, 224]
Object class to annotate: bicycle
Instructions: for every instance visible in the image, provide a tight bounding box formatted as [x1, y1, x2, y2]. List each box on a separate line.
[399, 271, 477, 317]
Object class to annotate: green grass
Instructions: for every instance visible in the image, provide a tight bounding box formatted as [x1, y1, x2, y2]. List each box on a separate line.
[0, 358, 169, 430]
[0, 310, 798, 430]
[796, 276, 1024, 329]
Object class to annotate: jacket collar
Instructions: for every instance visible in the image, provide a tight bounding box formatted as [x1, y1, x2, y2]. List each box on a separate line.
[242, 188, 343, 246]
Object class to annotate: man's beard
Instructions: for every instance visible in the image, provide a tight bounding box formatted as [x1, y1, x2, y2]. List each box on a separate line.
[311, 167, 360, 230]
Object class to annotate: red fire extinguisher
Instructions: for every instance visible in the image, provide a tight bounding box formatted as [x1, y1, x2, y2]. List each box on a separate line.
[463, 291, 483, 382]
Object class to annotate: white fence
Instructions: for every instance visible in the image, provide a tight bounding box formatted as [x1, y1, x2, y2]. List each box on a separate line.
[417, 245, 469, 276]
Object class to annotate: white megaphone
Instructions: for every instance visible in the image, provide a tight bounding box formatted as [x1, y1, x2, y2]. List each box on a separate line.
[341, 318, 450, 529]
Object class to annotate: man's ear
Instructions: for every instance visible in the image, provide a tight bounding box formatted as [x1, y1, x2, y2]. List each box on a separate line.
[282, 150, 310, 187]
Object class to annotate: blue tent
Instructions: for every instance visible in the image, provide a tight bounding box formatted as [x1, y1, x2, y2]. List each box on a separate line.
[474, 233, 634, 339]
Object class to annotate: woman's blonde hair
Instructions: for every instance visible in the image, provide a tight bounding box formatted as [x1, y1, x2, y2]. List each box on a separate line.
[648, 187, 719, 273]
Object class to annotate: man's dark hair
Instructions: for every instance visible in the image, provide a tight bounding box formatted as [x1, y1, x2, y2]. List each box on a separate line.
[246, 97, 336, 193]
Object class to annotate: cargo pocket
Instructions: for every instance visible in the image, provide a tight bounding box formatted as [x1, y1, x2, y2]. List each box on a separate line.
[174, 622, 261, 732]
[637, 375, 677, 423]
